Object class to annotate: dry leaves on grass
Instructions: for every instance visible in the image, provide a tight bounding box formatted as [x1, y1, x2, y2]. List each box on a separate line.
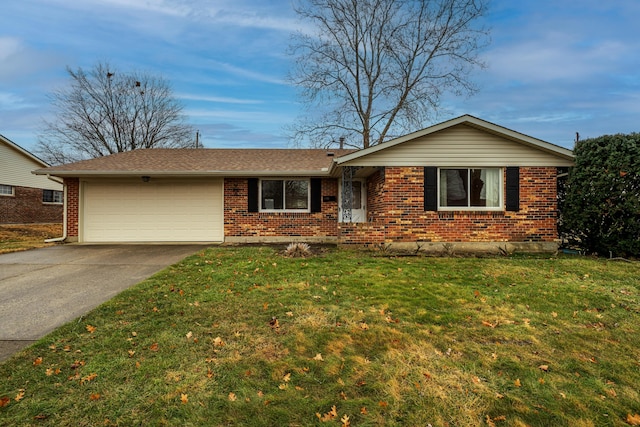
[627, 413, 640, 426]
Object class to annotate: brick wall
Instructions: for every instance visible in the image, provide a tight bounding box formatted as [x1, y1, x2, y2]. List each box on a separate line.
[224, 178, 339, 239]
[65, 178, 79, 238]
[339, 166, 559, 245]
[0, 185, 63, 224]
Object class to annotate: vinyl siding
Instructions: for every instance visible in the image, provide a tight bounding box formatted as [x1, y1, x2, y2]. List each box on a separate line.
[339, 124, 575, 167]
[0, 142, 62, 191]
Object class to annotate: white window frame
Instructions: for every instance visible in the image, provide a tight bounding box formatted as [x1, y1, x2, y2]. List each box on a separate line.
[259, 178, 311, 213]
[438, 167, 503, 211]
[0, 184, 14, 196]
[42, 189, 63, 204]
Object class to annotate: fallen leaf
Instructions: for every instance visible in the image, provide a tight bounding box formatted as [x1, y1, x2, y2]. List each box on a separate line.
[207, 368, 213, 378]
[81, 373, 98, 385]
[128, 350, 136, 358]
[286, 311, 294, 317]
[90, 393, 101, 401]
[551, 312, 558, 318]
[340, 391, 347, 400]
[149, 343, 159, 352]
[316, 405, 338, 422]
[278, 383, 288, 390]
[283, 373, 291, 382]
[14, 390, 25, 402]
[181, 393, 188, 404]
[228, 392, 237, 401]
[486, 415, 496, 427]
[341, 414, 351, 426]
[131, 331, 137, 337]
[482, 320, 497, 328]
[186, 331, 193, 340]
[213, 336, 225, 347]
[360, 406, 368, 415]
[359, 322, 369, 330]
[33, 357, 43, 366]
[269, 317, 280, 330]
[514, 378, 521, 387]
[70, 360, 85, 369]
[0, 397, 9, 407]
[538, 365, 549, 372]
[313, 353, 324, 361]
[257, 390, 264, 398]
[626, 413, 640, 425]
[606, 388, 617, 398]
[86, 325, 97, 333]
[152, 307, 159, 312]
[379, 401, 388, 408]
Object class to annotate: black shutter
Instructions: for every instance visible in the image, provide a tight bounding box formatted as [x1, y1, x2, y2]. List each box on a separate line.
[310, 178, 322, 213]
[248, 178, 259, 212]
[505, 167, 520, 212]
[424, 167, 438, 211]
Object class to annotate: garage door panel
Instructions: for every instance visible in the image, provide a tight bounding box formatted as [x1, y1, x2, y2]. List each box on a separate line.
[83, 180, 223, 242]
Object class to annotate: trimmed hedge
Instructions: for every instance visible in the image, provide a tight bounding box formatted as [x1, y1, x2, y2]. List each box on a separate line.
[560, 133, 640, 257]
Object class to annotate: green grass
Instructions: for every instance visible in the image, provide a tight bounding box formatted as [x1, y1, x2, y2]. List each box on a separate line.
[1, 247, 639, 426]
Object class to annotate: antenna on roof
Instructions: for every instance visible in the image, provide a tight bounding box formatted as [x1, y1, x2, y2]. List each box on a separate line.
[195, 130, 200, 149]
[339, 137, 344, 149]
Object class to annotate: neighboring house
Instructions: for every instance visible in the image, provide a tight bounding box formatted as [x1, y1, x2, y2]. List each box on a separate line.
[0, 134, 63, 224]
[34, 115, 574, 253]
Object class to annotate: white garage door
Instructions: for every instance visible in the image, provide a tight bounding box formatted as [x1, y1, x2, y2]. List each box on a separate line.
[82, 180, 223, 242]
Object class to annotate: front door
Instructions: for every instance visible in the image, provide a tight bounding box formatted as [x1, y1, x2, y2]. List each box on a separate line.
[339, 179, 366, 223]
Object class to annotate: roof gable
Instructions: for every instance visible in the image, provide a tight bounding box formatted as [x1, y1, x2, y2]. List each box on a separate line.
[0, 134, 62, 190]
[0, 134, 49, 168]
[335, 115, 575, 167]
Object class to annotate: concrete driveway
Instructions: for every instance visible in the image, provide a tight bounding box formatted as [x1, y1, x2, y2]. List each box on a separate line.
[0, 244, 207, 362]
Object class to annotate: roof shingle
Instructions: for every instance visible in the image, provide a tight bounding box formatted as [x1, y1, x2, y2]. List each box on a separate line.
[34, 148, 356, 177]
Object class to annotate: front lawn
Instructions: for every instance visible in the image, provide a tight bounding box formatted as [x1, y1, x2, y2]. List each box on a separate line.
[1, 247, 639, 426]
[0, 223, 63, 254]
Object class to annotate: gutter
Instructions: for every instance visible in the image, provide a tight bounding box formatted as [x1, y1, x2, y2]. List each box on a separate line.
[44, 174, 67, 243]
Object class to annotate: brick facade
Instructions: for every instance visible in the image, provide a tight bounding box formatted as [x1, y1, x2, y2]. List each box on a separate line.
[338, 166, 559, 246]
[0, 185, 63, 224]
[223, 178, 339, 241]
[65, 178, 80, 239]
[61, 169, 559, 248]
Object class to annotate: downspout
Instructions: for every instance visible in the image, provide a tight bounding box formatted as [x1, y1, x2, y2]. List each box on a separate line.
[44, 174, 67, 243]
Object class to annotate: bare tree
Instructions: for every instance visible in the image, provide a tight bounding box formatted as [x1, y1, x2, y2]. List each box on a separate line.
[288, 0, 489, 149]
[37, 62, 195, 164]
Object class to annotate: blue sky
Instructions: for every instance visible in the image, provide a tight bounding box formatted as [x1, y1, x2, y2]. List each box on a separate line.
[1, 0, 639, 154]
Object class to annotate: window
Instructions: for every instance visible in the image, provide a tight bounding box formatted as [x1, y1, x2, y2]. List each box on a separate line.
[0, 184, 14, 196]
[439, 168, 502, 209]
[260, 179, 309, 211]
[43, 189, 63, 204]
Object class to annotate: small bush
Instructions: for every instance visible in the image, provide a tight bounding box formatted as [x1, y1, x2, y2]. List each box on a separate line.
[283, 242, 312, 257]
